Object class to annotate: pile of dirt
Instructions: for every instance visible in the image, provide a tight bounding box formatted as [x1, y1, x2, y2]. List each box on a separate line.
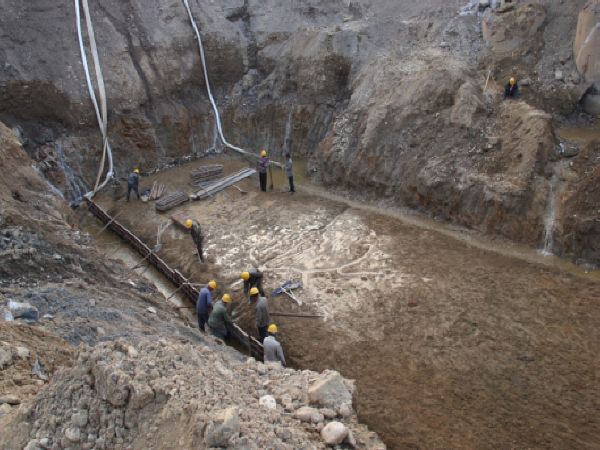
[0, 338, 385, 450]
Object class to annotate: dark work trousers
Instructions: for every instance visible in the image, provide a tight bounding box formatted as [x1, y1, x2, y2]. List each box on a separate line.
[258, 326, 268, 343]
[126, 183, 139, 201]
[196, 238, 204, 263]
[288, 176, 295, 193]
[197, 312, 209, 331]
[245, 277, 265, 296]
[259, 172, 267, 191]
[504, 88, 518, 100]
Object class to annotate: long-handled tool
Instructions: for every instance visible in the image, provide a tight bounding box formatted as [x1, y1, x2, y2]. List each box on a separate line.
[232, 184, 247, 195]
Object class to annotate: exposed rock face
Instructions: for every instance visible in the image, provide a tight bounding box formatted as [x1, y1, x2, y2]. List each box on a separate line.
[482, 3, 547, 53]
[574, 0, 600, 85]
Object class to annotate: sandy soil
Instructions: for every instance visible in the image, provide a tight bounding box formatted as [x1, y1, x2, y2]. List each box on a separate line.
[92, 154, 600, 450]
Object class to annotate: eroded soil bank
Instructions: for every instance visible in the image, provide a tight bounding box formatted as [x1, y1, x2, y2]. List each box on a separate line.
[93, 155, 600, 450]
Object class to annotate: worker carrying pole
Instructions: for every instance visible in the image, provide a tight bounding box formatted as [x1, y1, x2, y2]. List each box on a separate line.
[242, 268, 265, 299]
[263, 324, 286, 367]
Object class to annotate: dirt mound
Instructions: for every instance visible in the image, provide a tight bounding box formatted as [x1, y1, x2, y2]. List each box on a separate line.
[0, 338, 385, 450]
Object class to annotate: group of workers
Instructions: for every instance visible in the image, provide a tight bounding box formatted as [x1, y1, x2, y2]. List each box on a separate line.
[194, 270, 286, 367]
[258, 150, 295, 195]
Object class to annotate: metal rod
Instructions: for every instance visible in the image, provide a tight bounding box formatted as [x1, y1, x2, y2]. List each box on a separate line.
[270, 312, 323, 318]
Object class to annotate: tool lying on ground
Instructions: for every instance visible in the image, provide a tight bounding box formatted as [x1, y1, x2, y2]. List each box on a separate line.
[272, 281, 302, 306]
[232, 184, 247, 195]
[270, 312, 323, 318]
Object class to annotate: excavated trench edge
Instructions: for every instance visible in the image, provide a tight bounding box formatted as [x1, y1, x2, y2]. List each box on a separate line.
[84, 198, 265, 360]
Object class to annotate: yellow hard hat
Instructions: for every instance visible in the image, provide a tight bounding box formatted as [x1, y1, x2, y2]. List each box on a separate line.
[222, 294, 231, 303]
[134, 169, 140, 174]
[250, 287, 259, 296]
[261, 150, 267, 156]
[268, 324, 278, 333]
[208, 281, 216, 289]
[510, 77, 515, 85]
[241, 271, 250, 280]
[186, 219, 193, 229]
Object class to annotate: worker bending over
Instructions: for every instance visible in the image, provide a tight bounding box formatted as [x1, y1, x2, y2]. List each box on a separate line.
[126, 169, 140, 202]
[187, 219, 205, 265]
[504, 77, 519, 100]
[208, 294, 232, 340]
[263, 324, 286, 367]
[253, 288, 271, 343]
[258, 150, 269, 192]
[242, 268, 265, 298]
[196, 280, 216, 332]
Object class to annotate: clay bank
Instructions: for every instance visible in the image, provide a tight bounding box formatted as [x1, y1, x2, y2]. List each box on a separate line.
[0, 1, 600, 450]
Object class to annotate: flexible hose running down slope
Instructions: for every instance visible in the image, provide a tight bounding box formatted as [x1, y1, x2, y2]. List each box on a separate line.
[183, 0, 280, 165]
[75, 0, 114, 198]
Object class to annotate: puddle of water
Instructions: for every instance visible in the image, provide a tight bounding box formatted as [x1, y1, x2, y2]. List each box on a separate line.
[267, 157, 309, 189]
[557, 126, 600, 141]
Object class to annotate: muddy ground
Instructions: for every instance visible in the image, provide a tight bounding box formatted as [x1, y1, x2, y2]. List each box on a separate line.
[88, 154, 600, 450]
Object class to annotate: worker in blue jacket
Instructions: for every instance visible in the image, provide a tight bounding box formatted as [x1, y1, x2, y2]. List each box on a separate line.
[196, 281, 216, 332]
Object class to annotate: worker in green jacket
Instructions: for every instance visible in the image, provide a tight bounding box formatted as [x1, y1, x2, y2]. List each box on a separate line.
[208, 294, 232, 340]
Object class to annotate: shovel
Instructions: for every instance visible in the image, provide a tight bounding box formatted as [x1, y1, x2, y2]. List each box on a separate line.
[232, 184, 247, 195]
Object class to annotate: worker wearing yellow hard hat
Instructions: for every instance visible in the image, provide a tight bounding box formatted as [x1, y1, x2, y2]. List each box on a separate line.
[264, 323, 286, 367]
[208, 293, 233, 340]
[187, 219, 204, 265]
[255, 288, 271, 343]
[258, 149, 270, 192]
[504, 77, 519, 101]
[242, 268, 265, 299]
[196, 280, 216, 332]
[126, 169, 141, 202]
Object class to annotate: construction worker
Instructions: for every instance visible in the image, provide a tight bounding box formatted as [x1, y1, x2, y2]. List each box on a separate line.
[258, 150, 269, 192]
[263, 324, 286, 367]
[126, 169, 140, 202]
[208, 293, 232, 340]
[283, 153, 294, 195]
[242, 268, 265, 298]
[255, 291, 271, 343]
[196, 280, 216, 332]
[186, 219, 204, 265]
[504, 77, 519, 100]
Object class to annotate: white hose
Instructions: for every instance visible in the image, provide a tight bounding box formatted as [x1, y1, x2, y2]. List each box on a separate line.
[75, 0, 114, 197]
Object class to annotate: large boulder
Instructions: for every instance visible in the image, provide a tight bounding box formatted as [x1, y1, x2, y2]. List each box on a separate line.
[574, 1, 600, 85]
[321, 422, 349, 446]
[482, 3, 547, 53]
[308, 371, 352, 410]
[582, 93, 600, 117]
[204, 407, 240, 448]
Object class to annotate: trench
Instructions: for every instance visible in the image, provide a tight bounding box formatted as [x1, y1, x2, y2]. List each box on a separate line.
[74, 155, 600, 450]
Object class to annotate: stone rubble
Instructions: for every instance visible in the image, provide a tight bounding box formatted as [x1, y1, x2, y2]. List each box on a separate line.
[0, 338, 386, 450]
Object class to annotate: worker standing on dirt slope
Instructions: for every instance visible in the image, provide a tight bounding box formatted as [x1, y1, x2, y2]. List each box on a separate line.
[187, 219, 204, 265]
[126, 169, 140, 202]
[242, 268, 265, 298]
[196, 280, 216, 332]
[255, 292, 271, 343]
[208, 293, 232, 340]
[258, 150, 269, 192]
[264, 324, 286, 367]
[283, 153, 295, 195]
[504, 77, 519, 100]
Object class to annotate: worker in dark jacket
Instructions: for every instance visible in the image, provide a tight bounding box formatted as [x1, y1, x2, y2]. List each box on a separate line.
[255, 292, 271, 343]
[187, 219, 204, 265]
[196, 281, 216, 332]
[504, 77, 519, 100]
[263, 324, 286, 366]
[208, 294, 232, 340]
[242, 268, 264, 298]
[258, 150, 269, 192]
[126, 169, 140, 202]
[283, 153, 294, 195]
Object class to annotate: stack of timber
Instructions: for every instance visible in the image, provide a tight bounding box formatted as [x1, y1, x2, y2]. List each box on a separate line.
[84, 198, 264, 361]
[171, 212, 193, 229]
[190, 165, 223, 186]
[194, 167, 256, 200]
[155, 190, 189, 212]
[148, 181, 165, 200]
